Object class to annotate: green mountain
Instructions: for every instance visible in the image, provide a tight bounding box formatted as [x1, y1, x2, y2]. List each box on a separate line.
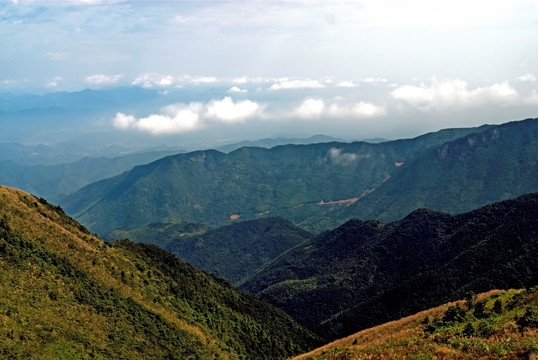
[0, 185, 320, 359]
[0, 150, 180, 203]
[339, 117, 538, 222]
[239, 193, 538, 341]
[104, 220, 210, 249]
[292, 288, 538, 360]
[105, 217, 314, 286]
[61, 121, 500, 234]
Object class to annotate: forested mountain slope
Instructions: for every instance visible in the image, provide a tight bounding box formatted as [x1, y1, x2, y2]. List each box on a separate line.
[106, 217, 314, 286]
[240, 193, 538, 340]
[0, 185, 320, 359]
[0, 150, 180, 203]
[61, 122, 497, 234]
[339, 117, 538, 222]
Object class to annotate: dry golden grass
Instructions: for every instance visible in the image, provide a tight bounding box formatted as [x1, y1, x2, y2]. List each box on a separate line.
[0, 185, 228, 358]
[290, 290, 510, 360]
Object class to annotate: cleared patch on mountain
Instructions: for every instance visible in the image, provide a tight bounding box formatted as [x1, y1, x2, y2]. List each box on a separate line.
[0, 185, 320, 359]
[105, 217, 314, 286]
[239, 193, 538, 341]
[61, 123, 495, 234]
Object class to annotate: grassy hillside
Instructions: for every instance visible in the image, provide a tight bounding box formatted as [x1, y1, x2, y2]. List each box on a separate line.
[61, 123, 492, 234]
[240, 193, 538, 340]
[291, 288, 538, 360]
[106, 217, 314, 286]
[0, 185, 320, 359]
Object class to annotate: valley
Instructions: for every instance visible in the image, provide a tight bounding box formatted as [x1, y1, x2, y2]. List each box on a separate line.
[3, 1, 537, 357]
[60, 119, 537, 235]
[1, 118, 536, 359]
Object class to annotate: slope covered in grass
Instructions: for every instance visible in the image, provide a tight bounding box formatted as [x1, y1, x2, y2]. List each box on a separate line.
[292, 288, 538, 360]
[0, 185, 320, 359]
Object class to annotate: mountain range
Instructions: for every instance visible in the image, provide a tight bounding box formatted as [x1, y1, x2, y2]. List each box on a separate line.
[61, 118, 536, 235]
[239, 192, 538, 340]
[0, 150, 182, 203]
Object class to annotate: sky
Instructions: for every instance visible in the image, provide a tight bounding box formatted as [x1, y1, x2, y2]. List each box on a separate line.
[1, 0, 537, 145]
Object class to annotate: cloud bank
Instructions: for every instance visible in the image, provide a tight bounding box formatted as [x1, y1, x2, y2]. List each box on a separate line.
[113, 97, 263, 135]
[85, 74, 122, 85]
[391, 79, 518, 110]
[270, 79, 326, 90]
[292, 98, 386, 120]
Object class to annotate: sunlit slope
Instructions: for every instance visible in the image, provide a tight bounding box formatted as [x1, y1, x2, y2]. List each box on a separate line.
[291, 288, 538, 360]
[0, 185, 320, 359]
[240, 193, 538, 340]
[62, 123, 494, 234]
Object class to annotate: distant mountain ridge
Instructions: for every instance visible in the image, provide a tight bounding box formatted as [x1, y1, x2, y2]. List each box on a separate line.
[215, 135, 345, 153]
[0, 150, 181, 203]
[60, 119, 514, 234]
[239, 192, 538, 340]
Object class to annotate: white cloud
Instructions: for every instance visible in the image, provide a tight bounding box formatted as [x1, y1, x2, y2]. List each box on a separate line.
[132, 73, 176, 88]
[188, 76, 217, 84]
[352, 102, 387, 117]
[391, 79, 518, 110]
[327, 101, 386, 118]
[205, 97, 262, 123]
[113, 97, 263, 134]
[114, 103, 203, 135]
[270, 79, 325, 90]
[292, 98, 386, 120]
[232, 76, 249, 84]
[85, 73, 122, 85]
[363, 77, 388, 84]
[328, 148, 358, 165]
[517, 74, 537, 82]
[293, 98, 325, 119]
[227, 86, 247, 93]
[336, 81, 358, 88]
[112, 113, 136, 129]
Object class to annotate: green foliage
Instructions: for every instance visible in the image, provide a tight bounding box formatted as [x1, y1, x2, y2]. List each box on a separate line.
[343, 118, 538, 223]
[0, 150, 180, 204]
[106, 217, 313, 286]
[0, 186, 321, 359]
[240, 193, 538, 340]
[516, 306, 538, 331]
[473, 300, 491, 319]
[60, 120, 532, 234]
[442, 305, 466, 324]
[296, 289, 538, 360]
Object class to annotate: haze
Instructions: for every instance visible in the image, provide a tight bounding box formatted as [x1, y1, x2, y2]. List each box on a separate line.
[1, 0, 537, 150]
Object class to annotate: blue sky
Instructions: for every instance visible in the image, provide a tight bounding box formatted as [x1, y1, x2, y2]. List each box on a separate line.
[1, 0, 537, 143]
